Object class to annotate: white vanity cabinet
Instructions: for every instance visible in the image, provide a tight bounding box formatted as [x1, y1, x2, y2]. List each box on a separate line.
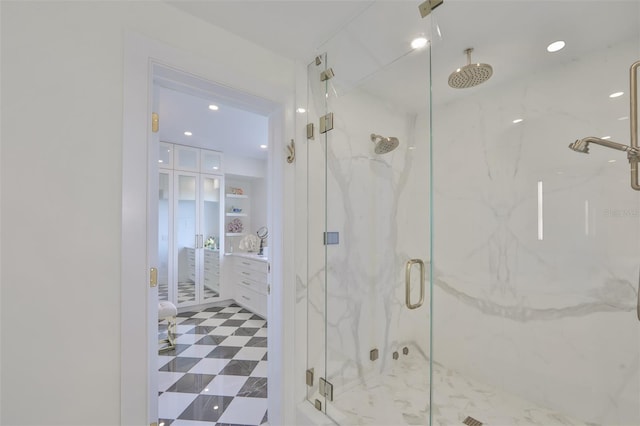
[232, 255, 268, 318]
[203, 249, 220, 294]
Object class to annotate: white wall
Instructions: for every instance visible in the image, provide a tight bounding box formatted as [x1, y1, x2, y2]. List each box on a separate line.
[1, 1, 294, 424]
[226, 153, 267, 178]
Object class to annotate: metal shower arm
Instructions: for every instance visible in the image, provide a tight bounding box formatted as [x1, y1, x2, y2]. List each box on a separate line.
[571, 60, 640, 191]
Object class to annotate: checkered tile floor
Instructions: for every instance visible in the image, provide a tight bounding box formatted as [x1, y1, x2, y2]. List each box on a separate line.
[159, 282, 219, 303]
[158, 303, 268, 425]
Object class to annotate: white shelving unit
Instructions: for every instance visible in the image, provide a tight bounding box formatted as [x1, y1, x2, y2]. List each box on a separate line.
[225, 183, 250, 253]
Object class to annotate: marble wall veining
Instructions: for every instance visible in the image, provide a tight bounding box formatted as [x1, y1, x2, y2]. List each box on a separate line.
[431, 40, 640, 424]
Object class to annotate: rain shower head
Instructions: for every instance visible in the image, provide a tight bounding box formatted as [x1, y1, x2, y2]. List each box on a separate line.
[448, 48, 493, 89]
[371, 134, 399, 154]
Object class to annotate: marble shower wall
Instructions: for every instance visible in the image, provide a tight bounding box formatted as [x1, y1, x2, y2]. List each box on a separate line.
[431, 39, 640, 425]
[298, 19, 639, 426]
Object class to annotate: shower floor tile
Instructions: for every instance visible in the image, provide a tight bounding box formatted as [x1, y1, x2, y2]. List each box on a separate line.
[324, 349, 589, 426]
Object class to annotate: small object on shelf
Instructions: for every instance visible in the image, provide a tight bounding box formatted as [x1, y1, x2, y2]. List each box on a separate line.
[227, 218, 243, 233]
[229, 187, 244, 195]
[239, 234, 260, 252]
[230, 206, 243, 213]
[257, 226, 269, 256]
[204, 236, 217, 249]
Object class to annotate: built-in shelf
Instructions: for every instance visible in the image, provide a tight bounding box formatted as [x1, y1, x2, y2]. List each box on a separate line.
[226, 232, 246, 237]
[226, 213, 247, 217]
[226, 194, 248, 199]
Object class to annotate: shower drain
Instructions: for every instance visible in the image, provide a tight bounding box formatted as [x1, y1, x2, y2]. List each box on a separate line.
[462, 416, 483, 426]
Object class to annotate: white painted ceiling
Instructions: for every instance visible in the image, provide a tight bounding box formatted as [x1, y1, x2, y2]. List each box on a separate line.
[160, 0, 639, 158]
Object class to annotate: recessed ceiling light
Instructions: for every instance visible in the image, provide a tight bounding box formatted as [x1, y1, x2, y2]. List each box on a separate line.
[609, 91, 624, 98]
[184, 131, 192, 136]
[213, 166, 219, 170]
[546, 40, 565, 53]
[296, 107, 306, 113]
[608, 159, 617, 163]
[601, 136, 611, 140]
[411, 37, 428, 50]
[618, 116, 629, 121]
[512, 118, 523, 124]
[260, 144, 268, 149]
[158, 160, 163, 163]
[408, 146, 416, 150]
[208, 104, 219, 111]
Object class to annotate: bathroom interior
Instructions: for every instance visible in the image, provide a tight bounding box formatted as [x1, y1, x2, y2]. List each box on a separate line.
[294, 1, 640, 425]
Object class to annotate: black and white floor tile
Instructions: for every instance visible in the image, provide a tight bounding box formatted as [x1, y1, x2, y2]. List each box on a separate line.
[158, 303, 267, 426]
[159, 282, 219, 304]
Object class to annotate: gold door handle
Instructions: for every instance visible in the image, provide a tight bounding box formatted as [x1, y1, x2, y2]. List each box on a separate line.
[405, 259, 425, 310]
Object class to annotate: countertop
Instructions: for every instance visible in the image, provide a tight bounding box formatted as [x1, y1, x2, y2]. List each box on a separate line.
[225, 252, 268, 262]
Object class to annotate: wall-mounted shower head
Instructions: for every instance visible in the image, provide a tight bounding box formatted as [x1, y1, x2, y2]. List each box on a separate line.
[371, 134, 399, 154]
[569, 136, 638, 155]
[448, 48, 493, 89]
[569, 139, 590, 153]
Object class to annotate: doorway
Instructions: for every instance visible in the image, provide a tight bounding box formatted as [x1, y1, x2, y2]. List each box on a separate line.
[151, 63, 278, 425]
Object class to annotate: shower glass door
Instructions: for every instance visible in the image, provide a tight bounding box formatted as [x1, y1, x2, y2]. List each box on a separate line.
[305, 3, 435, 423]
[429, 2, 640, 425]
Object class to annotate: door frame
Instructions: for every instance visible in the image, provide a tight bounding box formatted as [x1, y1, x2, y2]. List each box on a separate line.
[122, 31, 295, 425]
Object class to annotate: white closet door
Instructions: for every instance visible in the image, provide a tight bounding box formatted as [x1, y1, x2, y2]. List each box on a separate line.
[174, 172, 199, 305]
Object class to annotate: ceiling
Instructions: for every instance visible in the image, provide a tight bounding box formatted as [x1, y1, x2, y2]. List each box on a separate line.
[159, 0, 639, 158]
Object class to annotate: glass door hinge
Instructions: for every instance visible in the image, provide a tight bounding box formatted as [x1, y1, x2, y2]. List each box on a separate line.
[418, 0, 443, 18]
[150, 267, 158, 288]
[320, 68, 335, 81]
[306, 368, 314, 387]
[152, 112, 159, 133]
[307, 123, 315, 140]
[319, 113, 334, 134]
[319, 377, 334, 401]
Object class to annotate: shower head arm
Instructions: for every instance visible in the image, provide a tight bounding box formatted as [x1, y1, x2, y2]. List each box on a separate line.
[569, 136, 639, 155]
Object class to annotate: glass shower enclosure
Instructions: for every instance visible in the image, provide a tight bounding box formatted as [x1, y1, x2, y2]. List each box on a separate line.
[301, 1, 640, 425]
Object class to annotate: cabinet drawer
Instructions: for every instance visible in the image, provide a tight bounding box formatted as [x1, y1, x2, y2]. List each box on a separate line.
[185, 247, 196, 261]
[235, 284, 266, 318]
[236, 275, 267, 295]
[235, 258, 268, 274]
[204, 268, 219, 278]
[204, 250, 219, 264]
[204, 263, 220, 273]
[234, 266, 266, 284]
